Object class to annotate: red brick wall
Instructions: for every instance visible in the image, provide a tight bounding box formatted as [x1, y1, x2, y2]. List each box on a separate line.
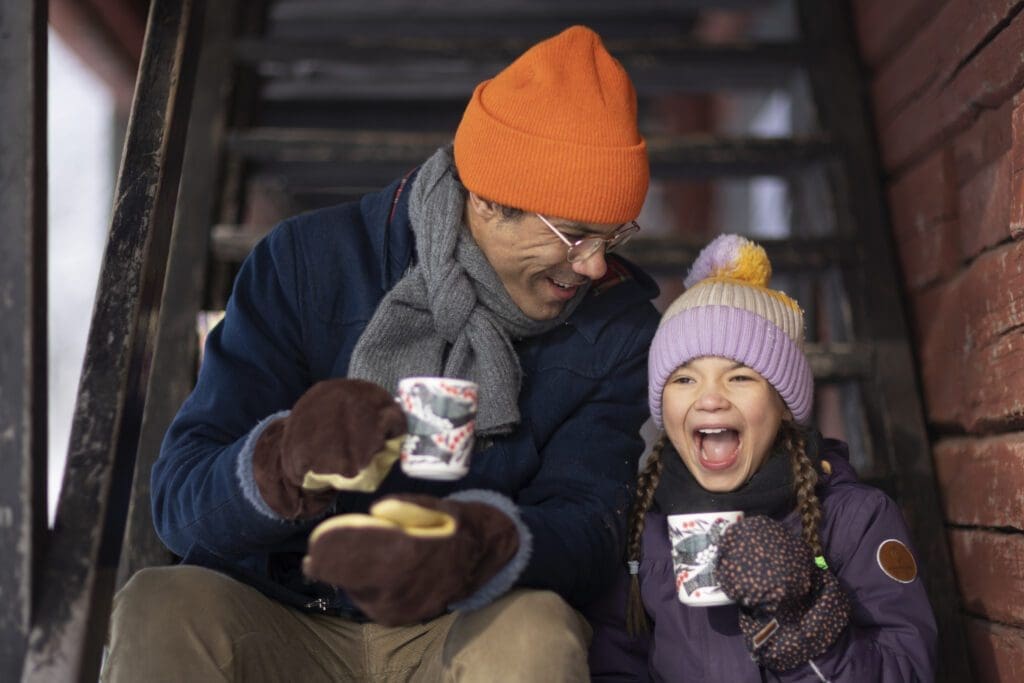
[853, 0, 1024, 679]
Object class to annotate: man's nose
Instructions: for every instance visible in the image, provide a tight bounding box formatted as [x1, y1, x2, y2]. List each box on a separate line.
[571, 248, 608, 280]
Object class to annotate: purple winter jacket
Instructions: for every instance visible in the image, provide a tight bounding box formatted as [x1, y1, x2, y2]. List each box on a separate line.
[587, 440, 937, 682]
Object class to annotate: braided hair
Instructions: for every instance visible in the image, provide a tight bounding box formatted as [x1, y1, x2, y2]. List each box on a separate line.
[625, 434, 666, 636]
[623, 421, 824, 635]
[778, 420, 824, 557]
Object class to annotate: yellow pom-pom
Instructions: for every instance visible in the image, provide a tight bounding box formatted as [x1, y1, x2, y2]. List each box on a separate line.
[721, 241, 771, 287]
[684, 234, 772, 288]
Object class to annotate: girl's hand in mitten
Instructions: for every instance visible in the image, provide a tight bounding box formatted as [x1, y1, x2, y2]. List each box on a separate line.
[252, 379, 408, 519]
[715, 515, 851, 672]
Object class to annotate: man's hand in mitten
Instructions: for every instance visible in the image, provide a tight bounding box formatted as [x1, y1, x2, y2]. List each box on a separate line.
[302, 494, 520, 626]
[715, 515, 851, 672]
[252, 379, 407, 519]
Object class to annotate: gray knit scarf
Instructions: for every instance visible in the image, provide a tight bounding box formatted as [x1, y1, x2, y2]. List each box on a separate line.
[348, 146, 588, 436]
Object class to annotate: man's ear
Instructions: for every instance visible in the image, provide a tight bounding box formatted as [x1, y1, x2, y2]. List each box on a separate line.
[466, 192, 499, 221]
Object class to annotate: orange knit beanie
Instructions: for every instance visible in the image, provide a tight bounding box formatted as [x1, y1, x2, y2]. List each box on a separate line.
[453, 25, 649, 224]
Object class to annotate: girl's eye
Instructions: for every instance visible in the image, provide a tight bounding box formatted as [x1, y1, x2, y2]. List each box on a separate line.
[730, 374, 755, 382]
[671, 375, 694, 385]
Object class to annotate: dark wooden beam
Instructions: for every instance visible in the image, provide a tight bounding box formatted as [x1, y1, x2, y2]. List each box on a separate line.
[621, 235, 860, 275]
[795, 1, 972, 680]
[270, 0, 771, 21]
[21, 0, 204, 679]
[117, 0, 242, 591]
[205, 0, 271, 311]
[240, 39, 803, 100]
[226, 128, 833, 179]
[804, 342, 874, 383]
[210, 224, 275, 262]
[0, 1, 48, 679]
[268, 15, 700, 43]
[648, 135, 833, 177]
[210, 222, 858, 271]
[237, 36, 803, 69]
[257, 99, 467, 131]
[226, 128, 450, 162]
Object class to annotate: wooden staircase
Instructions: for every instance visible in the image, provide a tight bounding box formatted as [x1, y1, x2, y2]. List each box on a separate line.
[3, 0, 972, 680]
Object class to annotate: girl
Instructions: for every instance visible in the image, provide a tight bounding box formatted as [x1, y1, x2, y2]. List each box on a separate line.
[588, 234, 936, 682]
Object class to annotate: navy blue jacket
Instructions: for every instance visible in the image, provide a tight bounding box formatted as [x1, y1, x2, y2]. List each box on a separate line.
[588, 440, 937, 682]
[151, 174, 661, 615]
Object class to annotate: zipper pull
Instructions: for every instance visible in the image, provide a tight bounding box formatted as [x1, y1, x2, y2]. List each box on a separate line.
[304, 597, 330, 612]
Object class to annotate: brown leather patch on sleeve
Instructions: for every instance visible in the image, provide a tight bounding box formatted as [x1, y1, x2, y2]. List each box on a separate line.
[877, 539, 918, 583]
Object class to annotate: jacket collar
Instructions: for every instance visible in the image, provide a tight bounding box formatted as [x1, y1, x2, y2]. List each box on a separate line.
[361, 167, 420, 292]
[565, 256, 660, 344]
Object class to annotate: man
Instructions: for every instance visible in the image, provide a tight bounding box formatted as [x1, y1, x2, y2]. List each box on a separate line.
[103, 25, 660, 681]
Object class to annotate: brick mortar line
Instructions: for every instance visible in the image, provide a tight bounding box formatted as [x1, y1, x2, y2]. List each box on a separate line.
[943, 1, 1024, 86]
[962, 609, 1024, 631]
[904, 234, 1022, 297]
[947, 522, 1024, 535]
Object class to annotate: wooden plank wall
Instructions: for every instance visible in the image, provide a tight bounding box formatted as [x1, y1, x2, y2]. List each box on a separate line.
[852, 0, 1024, 679]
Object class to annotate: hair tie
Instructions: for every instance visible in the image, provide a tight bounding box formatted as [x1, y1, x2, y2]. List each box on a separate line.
[628, 560, 640, 575]
[814, 555, 829, 570]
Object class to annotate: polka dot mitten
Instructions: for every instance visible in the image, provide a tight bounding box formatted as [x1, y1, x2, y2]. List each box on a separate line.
[715, 515, 851, 672]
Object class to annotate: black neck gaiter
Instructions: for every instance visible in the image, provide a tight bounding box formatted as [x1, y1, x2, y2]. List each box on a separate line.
[652, 435, 819, 518]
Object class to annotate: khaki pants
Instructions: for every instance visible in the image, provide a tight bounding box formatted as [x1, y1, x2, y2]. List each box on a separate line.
[101, 565, 591, 682]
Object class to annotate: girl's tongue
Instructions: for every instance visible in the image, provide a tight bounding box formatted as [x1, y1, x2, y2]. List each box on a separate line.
[698, 430, 740, 469]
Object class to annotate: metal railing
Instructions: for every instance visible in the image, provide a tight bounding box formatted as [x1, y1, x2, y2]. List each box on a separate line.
[12, 1, 204, 680]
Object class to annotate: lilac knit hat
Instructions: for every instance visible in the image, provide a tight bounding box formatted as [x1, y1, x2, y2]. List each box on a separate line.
[648, 234, 813, 428]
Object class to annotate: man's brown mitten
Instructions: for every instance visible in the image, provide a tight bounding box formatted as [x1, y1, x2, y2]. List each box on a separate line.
[252, 378, 407, 519]
[715, 515, 851, 672]
[302, 493, 520, 626]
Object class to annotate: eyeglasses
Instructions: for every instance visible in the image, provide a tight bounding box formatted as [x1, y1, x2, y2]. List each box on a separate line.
[535, 213, 640, 264]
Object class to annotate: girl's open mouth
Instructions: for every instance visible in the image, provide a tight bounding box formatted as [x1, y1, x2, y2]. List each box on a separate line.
[694, 427, 741, 471]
